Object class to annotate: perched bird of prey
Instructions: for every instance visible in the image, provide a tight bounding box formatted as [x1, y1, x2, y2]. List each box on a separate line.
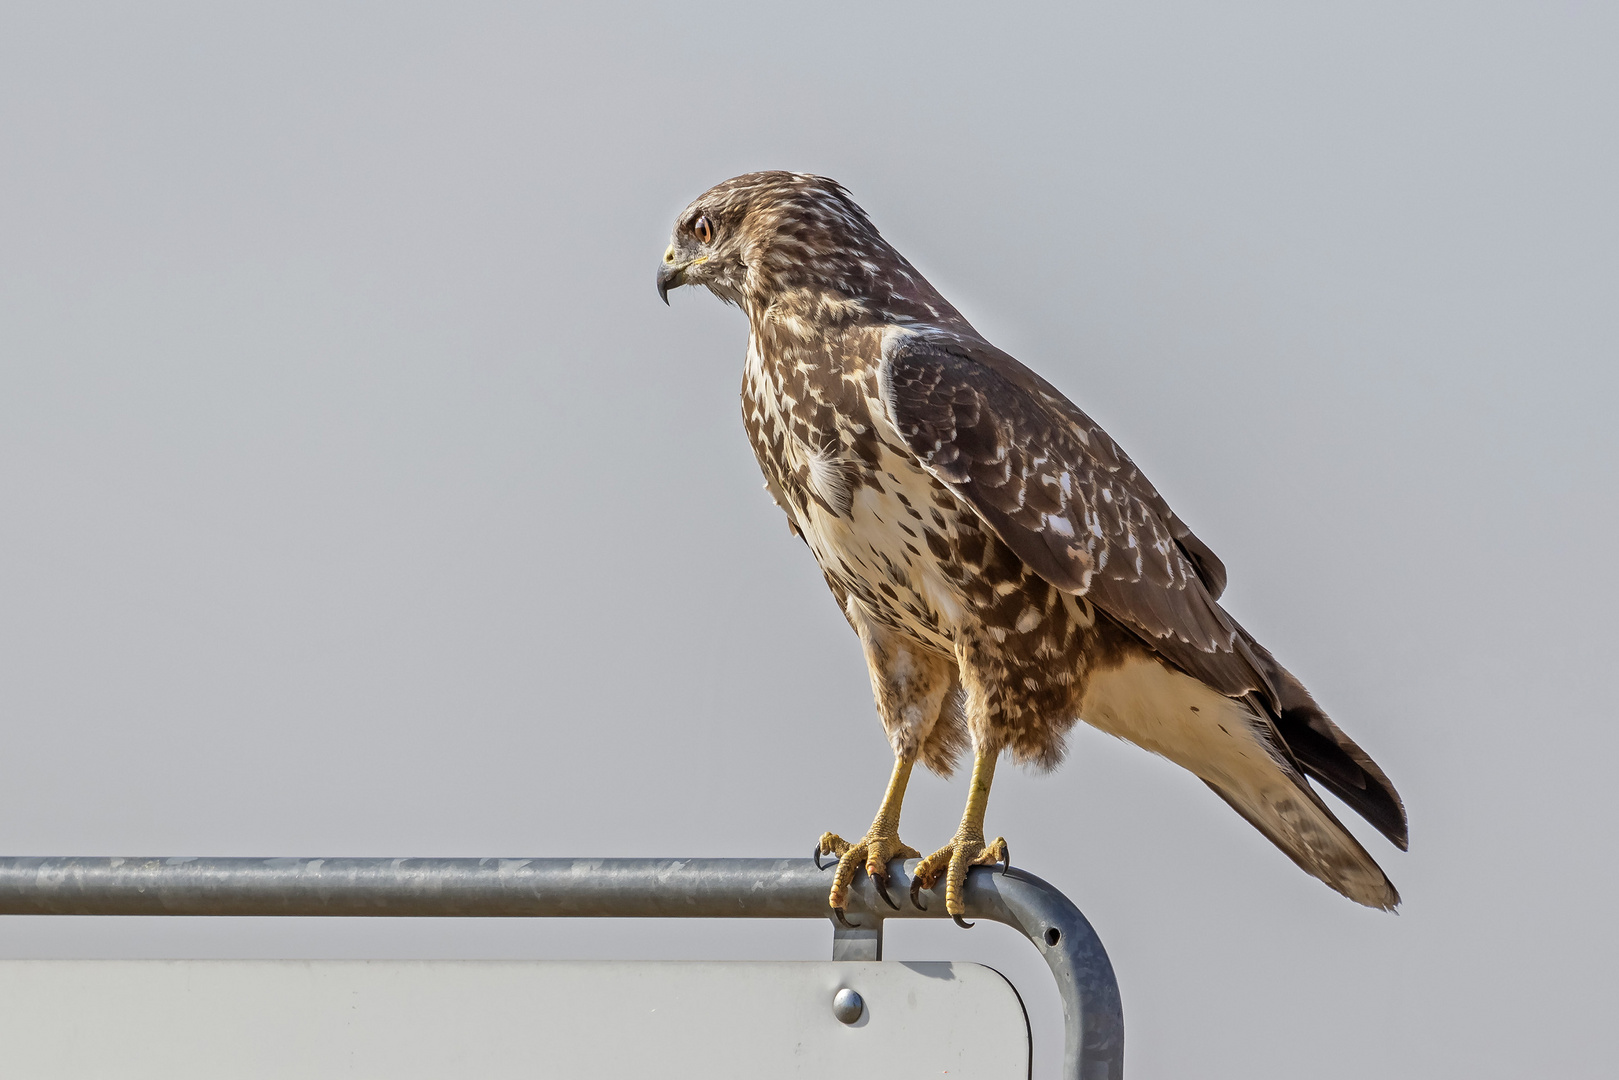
[658, 172, 1406, 921]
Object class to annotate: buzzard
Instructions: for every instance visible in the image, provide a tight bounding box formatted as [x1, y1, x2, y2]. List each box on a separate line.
[658, 172, 1406, 921]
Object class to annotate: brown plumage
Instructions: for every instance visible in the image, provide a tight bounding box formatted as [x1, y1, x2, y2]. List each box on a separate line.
[658, 171, 1406, 914]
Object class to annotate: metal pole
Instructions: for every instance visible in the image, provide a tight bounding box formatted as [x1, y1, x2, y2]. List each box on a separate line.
[0, 856, 1122, 1079]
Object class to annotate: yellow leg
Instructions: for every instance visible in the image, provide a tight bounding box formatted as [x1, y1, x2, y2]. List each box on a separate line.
[910, 746, 1010, 923]
[816, 754, 922, 914]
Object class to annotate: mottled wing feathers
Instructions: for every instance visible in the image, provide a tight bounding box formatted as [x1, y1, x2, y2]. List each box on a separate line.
[879, 336, 1409, 875]
[879, 337, 1265, 699]
[953, 339, 1230, 601]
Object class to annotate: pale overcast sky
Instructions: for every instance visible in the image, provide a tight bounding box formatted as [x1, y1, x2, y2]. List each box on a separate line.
[1, 4, 1614, 1078]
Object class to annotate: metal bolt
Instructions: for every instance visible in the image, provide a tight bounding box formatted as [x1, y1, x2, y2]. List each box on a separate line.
[831, 987, 864, 1024]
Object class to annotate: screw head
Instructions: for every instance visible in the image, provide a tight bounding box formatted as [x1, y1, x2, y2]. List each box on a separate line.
[831, 987, 864, 1024]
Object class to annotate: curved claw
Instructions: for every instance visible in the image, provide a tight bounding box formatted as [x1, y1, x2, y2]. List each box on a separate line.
[833, 906, 857, 929]
[872, 874, 900, 911]
[909, 876, 928, 911]
[813, 844, 826, 871]
[1000, 842, 1011, 876]
[952, 914, 976, 929]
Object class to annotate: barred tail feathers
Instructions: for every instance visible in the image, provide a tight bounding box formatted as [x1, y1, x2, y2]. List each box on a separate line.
[1078, 654, 1400, 910]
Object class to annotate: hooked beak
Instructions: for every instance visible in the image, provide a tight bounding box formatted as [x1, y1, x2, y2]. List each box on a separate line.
[656, 262, 684, 306]
[657, 244, 689, 305]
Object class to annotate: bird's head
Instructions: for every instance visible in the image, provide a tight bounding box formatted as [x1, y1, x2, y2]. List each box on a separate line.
[658, 171, 950, 326]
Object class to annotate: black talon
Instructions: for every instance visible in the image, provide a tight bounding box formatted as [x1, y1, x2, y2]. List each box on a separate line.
[1000, 843, 1011, 876]
[952, 914, 976, 929]
[909, 876, 927, 911]
[833, 906, 857, 929]
[873, 874, 900, 911]
[814, 844, 826, 870]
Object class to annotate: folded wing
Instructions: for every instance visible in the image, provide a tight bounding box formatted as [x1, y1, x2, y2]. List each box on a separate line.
[877, 335, 1409, 866]
[878, 336, 1264, 699]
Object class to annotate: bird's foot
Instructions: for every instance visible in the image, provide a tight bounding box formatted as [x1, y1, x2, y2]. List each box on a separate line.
[909, 833, 1010, 925]
[815, 830, 921, 914]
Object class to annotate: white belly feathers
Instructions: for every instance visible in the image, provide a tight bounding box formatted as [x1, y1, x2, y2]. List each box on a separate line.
[798, 439, 966, 653]
[748, 346, 964, 651]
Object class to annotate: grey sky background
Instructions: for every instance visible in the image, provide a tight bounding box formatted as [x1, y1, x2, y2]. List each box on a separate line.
[1, 3, 1614, 1077]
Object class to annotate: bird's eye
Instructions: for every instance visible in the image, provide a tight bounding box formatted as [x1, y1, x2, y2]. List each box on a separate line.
[693, 215, 714, 244]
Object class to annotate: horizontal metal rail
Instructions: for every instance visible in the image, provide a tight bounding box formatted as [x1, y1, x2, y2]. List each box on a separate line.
[0, 856, 1122, 1079]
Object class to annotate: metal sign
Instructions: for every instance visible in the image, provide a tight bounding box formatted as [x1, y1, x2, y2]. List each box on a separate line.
[0, 855, 1123, 1077]
[0, 959, 1030, 1078]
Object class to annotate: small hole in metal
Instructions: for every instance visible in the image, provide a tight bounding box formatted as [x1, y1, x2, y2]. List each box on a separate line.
[1044, 927, 1061, 947]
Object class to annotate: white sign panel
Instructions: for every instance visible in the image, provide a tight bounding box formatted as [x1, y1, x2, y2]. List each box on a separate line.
[0, 959, 1030, 1078]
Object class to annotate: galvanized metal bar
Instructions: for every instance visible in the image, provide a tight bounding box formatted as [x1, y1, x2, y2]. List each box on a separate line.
[829, 918, 882, 961]
[0, 856, 1122, 1078]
